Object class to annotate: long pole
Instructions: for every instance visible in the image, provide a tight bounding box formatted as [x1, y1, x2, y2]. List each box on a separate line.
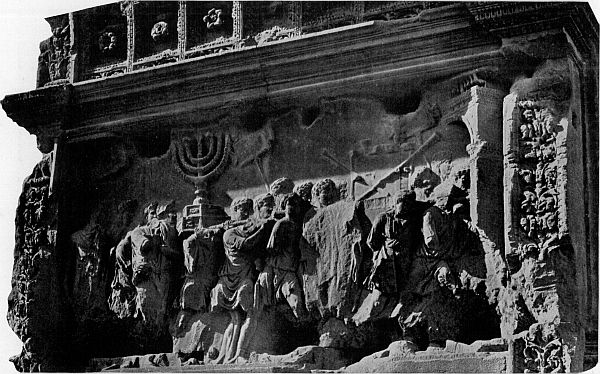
[357, 132, 441, 201]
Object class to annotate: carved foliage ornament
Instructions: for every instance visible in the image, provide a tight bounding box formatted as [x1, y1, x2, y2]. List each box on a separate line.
[203, 8, 225, 30]
[9, 156, 53, 371]
[151, 21, 169, 42]
[38, 22, 70, 86]
[515, 100, 561, 262]
[98, 31, 118, 54]
[169, 129, 232, 187]
[523, 323, 570, 373]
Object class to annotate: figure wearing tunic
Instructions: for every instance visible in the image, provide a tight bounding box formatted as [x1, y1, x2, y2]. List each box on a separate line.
[210, 223, 259, 312]
[254, 217, 302, 313]
[399, 205, 469, 344]
[128, 218, 181, 324]
[181, 227, 223, 312]
[365, 201, 428, 294]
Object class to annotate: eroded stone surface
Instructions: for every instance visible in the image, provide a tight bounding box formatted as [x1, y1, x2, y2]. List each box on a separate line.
[3, 2, 597, 373]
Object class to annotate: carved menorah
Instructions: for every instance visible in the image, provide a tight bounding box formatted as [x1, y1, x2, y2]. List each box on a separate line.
[169, 128, 232, 194]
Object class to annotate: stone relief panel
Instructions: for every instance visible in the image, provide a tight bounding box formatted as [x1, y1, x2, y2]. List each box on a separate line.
[78, 3, 128, 80]
[8, 155, 63, 371]
[513, 100, 562, 263]
[37, 15, 71, 87]
[241, 2, 300, 47]
[185, 1, 236, 58]
[168, 128, 232, 189]
[133, 2, 179, 70]
[503, 59, 583, 372]
[9, 83, 510, 371]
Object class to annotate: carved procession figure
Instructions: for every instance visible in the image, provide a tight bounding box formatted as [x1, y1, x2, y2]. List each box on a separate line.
[110, 202, 182, 331]
[397, 185, 483, 349]
[254, 193, 307, 319]
[365, 190, 428, 295]
[251, 193, 277, 275]
[209, 197, 273, 363]
[269, 177, 295, 219]
[293, 181, 315, 223]
[448, 164, 470, 219]
[312, 178, 338, 209]
[180, 224, 223, 313]
[233, 193, 308, 363]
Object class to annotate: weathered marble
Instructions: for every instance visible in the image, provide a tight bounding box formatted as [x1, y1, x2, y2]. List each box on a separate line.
[1, 2, 597, 372]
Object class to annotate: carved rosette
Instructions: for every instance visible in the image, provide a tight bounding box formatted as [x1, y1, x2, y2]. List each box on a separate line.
[168, 129, 232, 189]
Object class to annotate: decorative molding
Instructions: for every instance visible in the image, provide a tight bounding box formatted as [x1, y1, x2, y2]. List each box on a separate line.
[121, 1, 135, 72]
[177, 1, 187, 60]
[232, 1, 242, 41]
[508, 100, 563, 263]
[353, 2, 365, 24]
[290, 2, 302, 36]
[522, 323, 571, 373]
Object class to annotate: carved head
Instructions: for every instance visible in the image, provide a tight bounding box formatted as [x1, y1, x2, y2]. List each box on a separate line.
[432, 185, 452, 212]
[544, 212, 558, 231]
[522, 109, 535, 122]
[520, 217, 530, 233]
[155, 201, 177, 228]
[313, 179, 337, 208]
[452, 165, 470, 191]
[411, 167, 441, 199]
[294, 182, 314, 203]
[144, 202, 159, 223]
[270, 177, 295, 196]
[270, 177, 295, 213]
[544, 167, 557, 187]
[230, 197, 254, 220]
[282, 193, 303, 221]
[393, 189, 416, 218]
[254, 193, 275, 219]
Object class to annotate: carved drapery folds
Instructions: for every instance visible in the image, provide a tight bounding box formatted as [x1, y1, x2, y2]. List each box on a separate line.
[5, 2, 597, 371]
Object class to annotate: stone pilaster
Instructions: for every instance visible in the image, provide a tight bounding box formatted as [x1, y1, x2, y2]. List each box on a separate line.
[502, 59, 584, 373]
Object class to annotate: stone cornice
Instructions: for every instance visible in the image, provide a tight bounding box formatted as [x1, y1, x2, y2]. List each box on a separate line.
[3, 4, 505, 142]
[3, 2, 597, 144]
[467, 2, 598, 57]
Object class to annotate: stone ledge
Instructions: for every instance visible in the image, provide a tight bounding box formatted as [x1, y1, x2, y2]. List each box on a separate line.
[344, 351, 508, 373]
